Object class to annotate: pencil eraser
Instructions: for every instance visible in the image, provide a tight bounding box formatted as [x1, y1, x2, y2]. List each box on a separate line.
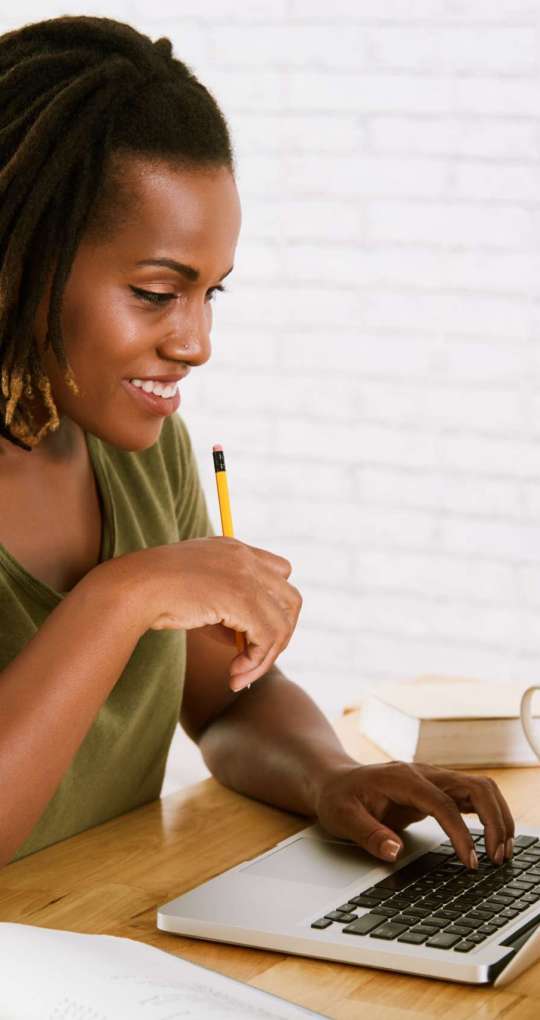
[212, 444, 223, 452]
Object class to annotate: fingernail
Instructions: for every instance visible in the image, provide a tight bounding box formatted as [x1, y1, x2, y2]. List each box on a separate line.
[505, 837, 513, 859]
[495, 843, 505, 866]
[380, 839, 401, 860]
[469, 849, 478, 870]
[230, 677, 251, 692]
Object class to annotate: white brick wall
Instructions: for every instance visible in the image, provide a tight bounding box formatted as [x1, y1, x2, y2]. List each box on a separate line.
[6, 3, 540, 735]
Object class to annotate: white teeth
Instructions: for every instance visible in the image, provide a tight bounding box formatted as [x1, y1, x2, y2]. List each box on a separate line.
[129, 378, 177, 398]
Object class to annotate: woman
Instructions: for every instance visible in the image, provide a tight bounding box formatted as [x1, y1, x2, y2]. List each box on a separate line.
[0, 15, 514, 869]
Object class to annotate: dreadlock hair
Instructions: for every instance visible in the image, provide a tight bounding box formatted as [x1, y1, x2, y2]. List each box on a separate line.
[0, 15, 234, 451]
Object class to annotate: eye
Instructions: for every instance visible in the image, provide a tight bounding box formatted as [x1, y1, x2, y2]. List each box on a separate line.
[129, 286, 175, 305]
[207, 284, 226, 302]
[129, 284, 227, 306]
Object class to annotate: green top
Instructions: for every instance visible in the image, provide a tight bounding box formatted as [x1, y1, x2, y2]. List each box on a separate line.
[0, 413, 214, 861]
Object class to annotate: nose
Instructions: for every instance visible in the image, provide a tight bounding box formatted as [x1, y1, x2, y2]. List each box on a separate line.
[157, 302, 212, 368]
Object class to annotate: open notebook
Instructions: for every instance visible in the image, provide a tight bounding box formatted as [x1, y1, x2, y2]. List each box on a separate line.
[1, 923, 322, 1019]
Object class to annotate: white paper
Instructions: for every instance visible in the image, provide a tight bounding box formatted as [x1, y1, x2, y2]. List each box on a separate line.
[0, 923, 324, 1019]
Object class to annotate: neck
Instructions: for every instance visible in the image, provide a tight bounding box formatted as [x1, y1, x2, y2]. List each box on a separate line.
[0, 412, 79, 463]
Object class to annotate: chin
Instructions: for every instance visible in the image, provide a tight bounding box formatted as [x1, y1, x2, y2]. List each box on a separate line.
[94, 419, 163, 452]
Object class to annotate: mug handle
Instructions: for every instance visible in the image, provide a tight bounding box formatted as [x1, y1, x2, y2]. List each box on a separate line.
[520, 687, 540, 761]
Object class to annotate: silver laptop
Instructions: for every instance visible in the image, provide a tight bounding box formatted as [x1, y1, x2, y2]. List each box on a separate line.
[157, 816, 540, 987]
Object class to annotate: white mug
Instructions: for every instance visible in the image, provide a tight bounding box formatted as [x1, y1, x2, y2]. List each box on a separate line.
[520, 687, 540, 761]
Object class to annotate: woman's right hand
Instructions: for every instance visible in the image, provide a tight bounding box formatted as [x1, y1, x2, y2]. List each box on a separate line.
[114, 537, 302, 690]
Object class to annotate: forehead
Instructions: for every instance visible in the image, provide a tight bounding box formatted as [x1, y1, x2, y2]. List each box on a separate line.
[98, 157, 241, 268]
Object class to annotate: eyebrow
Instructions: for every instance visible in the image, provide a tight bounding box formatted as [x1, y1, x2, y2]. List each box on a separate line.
[135, 258, 234, 283]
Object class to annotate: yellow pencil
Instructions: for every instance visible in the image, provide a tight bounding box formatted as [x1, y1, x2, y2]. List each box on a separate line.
[212, 444, 247, 658]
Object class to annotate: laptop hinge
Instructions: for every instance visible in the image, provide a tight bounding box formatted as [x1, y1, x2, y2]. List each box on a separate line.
[489, 912, 540, 985]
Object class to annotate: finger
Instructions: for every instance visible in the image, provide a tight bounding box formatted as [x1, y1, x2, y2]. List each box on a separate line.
[496, 785, 516, 857]
[227, 600, 289, 689]
[339, 800, 404, 862]
[263, 583, 303, 651]
[461, 777, 514, 864]
[229, 635, 283, 691]
[384, 772, 478, 869]
[229, 583, 299, 680]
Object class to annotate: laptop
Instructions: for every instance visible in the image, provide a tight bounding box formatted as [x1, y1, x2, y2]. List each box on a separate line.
[157, 814, 540, 986]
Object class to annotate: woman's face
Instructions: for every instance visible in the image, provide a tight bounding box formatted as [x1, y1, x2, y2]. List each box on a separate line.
[30, 157, 241, 453]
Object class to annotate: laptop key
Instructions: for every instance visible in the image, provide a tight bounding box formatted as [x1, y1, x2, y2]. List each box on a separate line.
[465, 909, 495, 923]
[515, 836, 539, 848]
[374, 905, 401, 918]
[406, 906, 433, 918]
[394, 914, 421, 927]
[500, 907, 520, 919]
[311, 918, 333, 929]
[388, 896, 417, 909]
[349, 894, 382, 909]
[454, 941, 476, 952]
[450, 918, 477, 930]
[324, 911, 357, 923]
[515, 853, 540, 865]
[435, 908, 462, 920]
[445, 924, 474, 937]
[490, 915, 514, 929]
[421, 897, 447, 909]
[361, 886, 394, 900]
[369, 922, 409, 940]
[509, 878, 537, 890]
[336, 902, 359, 912]
[375, 852, 449, 891]
[342, 914, 387, 935]
[425, 932, 462, 949]
[482, 895, 513, 908]
[397, 931, 429, 944]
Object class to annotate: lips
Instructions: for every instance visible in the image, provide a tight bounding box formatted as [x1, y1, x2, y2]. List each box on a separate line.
[121, 378, 181, 417]
[124, 373, 188, 383]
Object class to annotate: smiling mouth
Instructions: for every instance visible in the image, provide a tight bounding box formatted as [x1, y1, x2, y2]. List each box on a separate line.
[122, 378, 181, 416]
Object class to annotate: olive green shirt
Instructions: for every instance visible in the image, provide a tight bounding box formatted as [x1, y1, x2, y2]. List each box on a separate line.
[0, 413, 214, 861]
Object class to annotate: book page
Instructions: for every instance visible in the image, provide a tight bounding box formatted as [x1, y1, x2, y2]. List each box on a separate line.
[362, 677, 539, 720]
[1, 923, 323, 1019]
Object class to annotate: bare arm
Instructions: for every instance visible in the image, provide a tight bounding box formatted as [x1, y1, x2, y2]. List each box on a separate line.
[0, 532, 300, 867]
[0, 555, 147, 866]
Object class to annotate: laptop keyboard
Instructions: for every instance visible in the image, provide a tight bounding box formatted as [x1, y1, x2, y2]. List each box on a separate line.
[310, 829, 540, 953]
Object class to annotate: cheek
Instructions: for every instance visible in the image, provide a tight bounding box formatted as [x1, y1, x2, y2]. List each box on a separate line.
[60, 290, 145, 372]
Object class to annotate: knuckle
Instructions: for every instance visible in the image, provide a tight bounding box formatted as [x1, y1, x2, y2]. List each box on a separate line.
[430, 788, 459, 814]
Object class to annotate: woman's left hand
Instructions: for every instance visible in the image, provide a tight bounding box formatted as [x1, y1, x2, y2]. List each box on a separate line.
[314, 760, 515, 869]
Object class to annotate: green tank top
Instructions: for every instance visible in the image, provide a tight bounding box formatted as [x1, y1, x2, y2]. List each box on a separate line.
[0, 413, 214, 861]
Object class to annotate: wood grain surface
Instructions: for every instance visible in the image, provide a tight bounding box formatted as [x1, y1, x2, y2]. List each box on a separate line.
[1, 710, 540, 1019]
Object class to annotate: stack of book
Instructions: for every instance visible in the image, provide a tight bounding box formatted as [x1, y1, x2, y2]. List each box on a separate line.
[345, 676, 540, 768]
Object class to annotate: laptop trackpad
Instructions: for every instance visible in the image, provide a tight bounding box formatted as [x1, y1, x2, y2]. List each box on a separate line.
[241, 835, 374, 888]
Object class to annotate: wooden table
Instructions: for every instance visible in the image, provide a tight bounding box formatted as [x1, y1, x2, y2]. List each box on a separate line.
[1, 711, 540, 1019]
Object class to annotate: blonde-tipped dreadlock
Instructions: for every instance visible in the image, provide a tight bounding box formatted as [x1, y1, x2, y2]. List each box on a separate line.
[0, 15, 234, 451]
